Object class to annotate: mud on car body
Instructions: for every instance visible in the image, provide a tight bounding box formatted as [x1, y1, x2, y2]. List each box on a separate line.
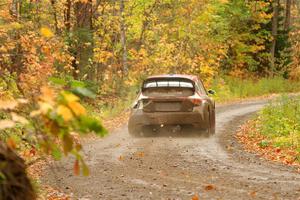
[128, 74, 215, 136]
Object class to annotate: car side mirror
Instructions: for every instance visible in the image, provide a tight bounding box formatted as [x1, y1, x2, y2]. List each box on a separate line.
[208, 89, 215, 95]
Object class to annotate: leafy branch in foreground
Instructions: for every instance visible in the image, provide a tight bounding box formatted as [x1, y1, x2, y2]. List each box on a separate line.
[0, 83, 107, 176]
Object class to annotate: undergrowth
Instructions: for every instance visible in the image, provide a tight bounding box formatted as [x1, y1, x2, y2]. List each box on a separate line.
[258, 95, 300, 150]
[211, 77, 300, 102]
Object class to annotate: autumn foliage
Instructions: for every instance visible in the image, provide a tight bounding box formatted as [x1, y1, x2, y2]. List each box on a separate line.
[0, 0, 300, 198]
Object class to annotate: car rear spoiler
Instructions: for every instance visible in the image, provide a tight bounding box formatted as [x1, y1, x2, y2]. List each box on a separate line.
[141, 78, 196, 92]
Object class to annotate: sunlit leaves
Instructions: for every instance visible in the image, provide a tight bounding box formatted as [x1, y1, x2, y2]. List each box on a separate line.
[61, 91, 80, 103]
[40, 27, 54, 38]
[68, 101, 86, 116]
[0, 82, 107, 176]
[57, 105, 73, 122]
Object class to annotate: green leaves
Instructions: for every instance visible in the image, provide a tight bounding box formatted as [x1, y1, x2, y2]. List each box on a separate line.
[72, 87, 96, 99]
[258, 96, 300, 148]
[49, 76, 96, 99]
[78, 116, 107, 136]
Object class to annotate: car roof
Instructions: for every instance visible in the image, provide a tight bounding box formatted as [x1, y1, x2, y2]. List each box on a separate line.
[146, 74, 198, 82]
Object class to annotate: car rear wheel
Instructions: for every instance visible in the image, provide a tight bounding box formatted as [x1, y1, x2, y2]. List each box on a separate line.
[204, 109, 214, 137]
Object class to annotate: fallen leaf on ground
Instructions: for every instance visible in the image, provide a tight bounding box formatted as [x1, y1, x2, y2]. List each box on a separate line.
[74, 160, 80, 175]
[118, 155, 124, 161]
[249, 191, 257, 197]
[191, 194, 199, 200]
[204, 184, 215, 191]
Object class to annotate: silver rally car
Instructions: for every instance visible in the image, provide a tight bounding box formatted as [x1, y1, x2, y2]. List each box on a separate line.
[128, 74, 215, 137]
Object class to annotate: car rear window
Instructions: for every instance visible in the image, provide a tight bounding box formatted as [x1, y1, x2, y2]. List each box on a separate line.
[144, 80, 194, 89]
[142, 79, 194, 97]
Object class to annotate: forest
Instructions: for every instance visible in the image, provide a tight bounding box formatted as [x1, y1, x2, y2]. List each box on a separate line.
[0, 0, 300, 199]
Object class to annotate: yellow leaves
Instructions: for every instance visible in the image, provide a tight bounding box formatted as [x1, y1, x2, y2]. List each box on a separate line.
[57, 105, 73, 122]
[79, 0, 88, 3]
[31, 87, 86, 123]
[10, 22, 23, 30]
[40, 27, 54, 38]
[61, 91, 86, 117]
[62, 92, 79, 103]
[68, 101, 86, 116]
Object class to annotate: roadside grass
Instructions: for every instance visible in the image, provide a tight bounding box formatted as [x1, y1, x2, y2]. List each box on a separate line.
[237, 95, 300, 166]
[258, 96, 300, 152]
[211, 77, 300, 102]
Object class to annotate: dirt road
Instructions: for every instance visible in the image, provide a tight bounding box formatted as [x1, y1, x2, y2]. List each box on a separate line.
[44, 100, 300, 200]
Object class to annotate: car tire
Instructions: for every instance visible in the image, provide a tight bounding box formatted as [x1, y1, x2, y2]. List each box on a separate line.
[204, 109, 215, 137]
[210, 110, 216, 135]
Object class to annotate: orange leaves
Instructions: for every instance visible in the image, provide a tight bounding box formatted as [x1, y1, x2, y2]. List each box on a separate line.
[57, 105, 73, 122]
[135, 151, 145, 158]
[6, 137, 17, 149]
[191, 194, 199, 200]
[68, 101, 86, 116]
[74, 160, 80, 175]
[73, 159, 89, 176]
[41, 86, 56, 103]
[204, 184, 215, 191]
[118, 155, 124, 161]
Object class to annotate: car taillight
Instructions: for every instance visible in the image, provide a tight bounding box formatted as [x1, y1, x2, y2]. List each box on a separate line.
[191, 98, 202, 106]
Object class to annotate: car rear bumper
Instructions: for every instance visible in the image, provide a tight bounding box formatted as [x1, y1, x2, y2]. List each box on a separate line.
[128, 108, 208, 129]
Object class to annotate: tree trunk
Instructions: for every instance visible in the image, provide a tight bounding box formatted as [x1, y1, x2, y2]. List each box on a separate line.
[284, 0, 292, 31]
[119, 0, 128, 74]
[9, 0, 19, 20]
[270, 0, 280, 74]
[74, 0, 94, 80]
[64, 0, 71, 32]
[50, 0, 59, 34]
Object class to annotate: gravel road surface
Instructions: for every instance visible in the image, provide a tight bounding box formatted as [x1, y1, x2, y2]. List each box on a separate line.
[44, 100, 300, 200]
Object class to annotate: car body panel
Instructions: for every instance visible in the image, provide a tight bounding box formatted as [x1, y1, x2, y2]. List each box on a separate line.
[128, 74, 215, 136]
